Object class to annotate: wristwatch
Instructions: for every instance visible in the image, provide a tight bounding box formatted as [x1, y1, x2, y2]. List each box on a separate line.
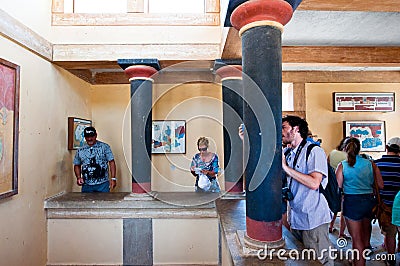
[111, 177, 117, 181]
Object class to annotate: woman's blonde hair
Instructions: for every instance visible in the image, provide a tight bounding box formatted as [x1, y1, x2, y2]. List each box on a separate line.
[197, 137, 209, 148]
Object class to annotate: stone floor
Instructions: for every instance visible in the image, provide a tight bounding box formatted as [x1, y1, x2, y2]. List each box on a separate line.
[217, 199, 400, 265]
[329, 213, 399, 265]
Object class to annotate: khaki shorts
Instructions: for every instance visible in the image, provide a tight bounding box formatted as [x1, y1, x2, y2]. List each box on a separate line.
[292, 223, 334, 266]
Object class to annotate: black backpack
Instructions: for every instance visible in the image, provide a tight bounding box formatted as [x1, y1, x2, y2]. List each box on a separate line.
[306, 144, 342, 213]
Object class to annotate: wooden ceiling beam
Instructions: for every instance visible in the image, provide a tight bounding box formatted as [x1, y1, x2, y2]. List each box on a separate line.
[67, 69, 400, 85]
[282, 71, 400, 83]
[52, 44, 221, 61]
[221, 30, 400, 63]
[0, 9, 52, 61]
[55, 46, 400, 71]
[282, 46, 400, 64]
[297, 0, 400, 12]
[54, 61, 120, 70]
[55, 60, 212, 70]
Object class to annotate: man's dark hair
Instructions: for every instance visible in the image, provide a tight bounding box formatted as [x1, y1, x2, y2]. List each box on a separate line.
[337, 136, 350, 151]
[387, 144, 400, 154]
[282, 115, 309, 139]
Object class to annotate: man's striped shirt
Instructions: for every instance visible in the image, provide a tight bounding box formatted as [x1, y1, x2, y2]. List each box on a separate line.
[375, 155, 400, 206]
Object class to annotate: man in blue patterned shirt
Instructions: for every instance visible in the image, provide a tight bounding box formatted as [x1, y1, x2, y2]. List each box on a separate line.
[73, 127, 116, 192]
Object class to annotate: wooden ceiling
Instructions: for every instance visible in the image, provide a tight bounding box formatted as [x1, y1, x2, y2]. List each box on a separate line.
[50, 0, 400, 84]
[296, 0, 399, 12]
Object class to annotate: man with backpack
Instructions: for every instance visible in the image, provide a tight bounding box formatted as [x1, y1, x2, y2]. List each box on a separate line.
[282, 116, 334, 265]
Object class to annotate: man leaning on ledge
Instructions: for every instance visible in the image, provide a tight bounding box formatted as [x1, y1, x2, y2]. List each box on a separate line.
[73, 126, 117, 192]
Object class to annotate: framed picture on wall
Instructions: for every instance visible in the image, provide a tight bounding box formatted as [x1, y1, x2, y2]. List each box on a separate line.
[0, 58, 20, 200]
[343, 120, 386, 152]
[68, 117, 92, 150]
[152, 120, 186, 154]
[333, 92, 395, 112]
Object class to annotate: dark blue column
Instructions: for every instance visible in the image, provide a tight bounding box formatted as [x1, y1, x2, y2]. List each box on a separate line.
[215, 64, 244, 193]
[119, 60, 160, 193]
[231, 0, 294, 248]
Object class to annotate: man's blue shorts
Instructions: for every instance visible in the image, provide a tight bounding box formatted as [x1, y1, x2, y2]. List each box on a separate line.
[82, 181, 110, 192]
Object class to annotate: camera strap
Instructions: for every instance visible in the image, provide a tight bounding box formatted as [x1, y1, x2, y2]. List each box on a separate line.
[287, 139, 307, 189]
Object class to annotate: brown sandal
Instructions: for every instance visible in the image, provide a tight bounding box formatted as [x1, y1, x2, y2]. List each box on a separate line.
[329, 227, 337, 233]
[339, 234, 351, 239]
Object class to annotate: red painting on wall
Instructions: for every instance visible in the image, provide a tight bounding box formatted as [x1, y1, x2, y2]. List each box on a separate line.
[0, 58, 20, 199]
[334, 92, 395, 112]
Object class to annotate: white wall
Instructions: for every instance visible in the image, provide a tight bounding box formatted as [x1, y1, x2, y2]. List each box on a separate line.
[47, 217, 219, 265]
[1, 0, 222, 44]
[0, 35, 91, 266]
[88, 84, 132, 192]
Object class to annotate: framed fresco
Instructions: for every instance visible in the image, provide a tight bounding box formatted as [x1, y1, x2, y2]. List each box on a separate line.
[68, 117, 92, 150]
[0, 59, 20, 200]
[333, 92, 395, 112]
[152, 120, 186, 154]
[343, 120, 386, 152]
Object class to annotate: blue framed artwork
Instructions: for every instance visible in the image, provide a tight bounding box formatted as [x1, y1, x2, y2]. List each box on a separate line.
[343, 120, 386, 152]
[152, 120, 186, 154]
[68, 117, 92, 150]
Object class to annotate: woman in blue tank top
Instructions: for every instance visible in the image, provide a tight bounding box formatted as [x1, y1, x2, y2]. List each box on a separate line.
[336, 137, 384, 266]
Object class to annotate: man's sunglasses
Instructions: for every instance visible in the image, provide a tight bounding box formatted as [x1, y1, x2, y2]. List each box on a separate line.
[198, 147, 207, 152]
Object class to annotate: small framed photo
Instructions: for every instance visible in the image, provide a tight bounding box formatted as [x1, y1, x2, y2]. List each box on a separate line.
[333, 92, 395, 112]
[343, 120, 386, 152]
[152, 120, 186, 154]
[68, 117, 92, 150]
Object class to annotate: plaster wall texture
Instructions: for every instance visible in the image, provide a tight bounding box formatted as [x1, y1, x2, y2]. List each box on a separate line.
[306, 83, 400, 159]
[0, 35, 91, 266]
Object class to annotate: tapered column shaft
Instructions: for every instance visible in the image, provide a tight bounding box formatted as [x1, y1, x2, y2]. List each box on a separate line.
[231, 0, 293, 247]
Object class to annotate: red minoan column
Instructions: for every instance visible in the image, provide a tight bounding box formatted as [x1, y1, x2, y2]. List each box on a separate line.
[215, 65, 244, 194]
[231, 0, 293, 249]
[124, 65, 158, 193]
